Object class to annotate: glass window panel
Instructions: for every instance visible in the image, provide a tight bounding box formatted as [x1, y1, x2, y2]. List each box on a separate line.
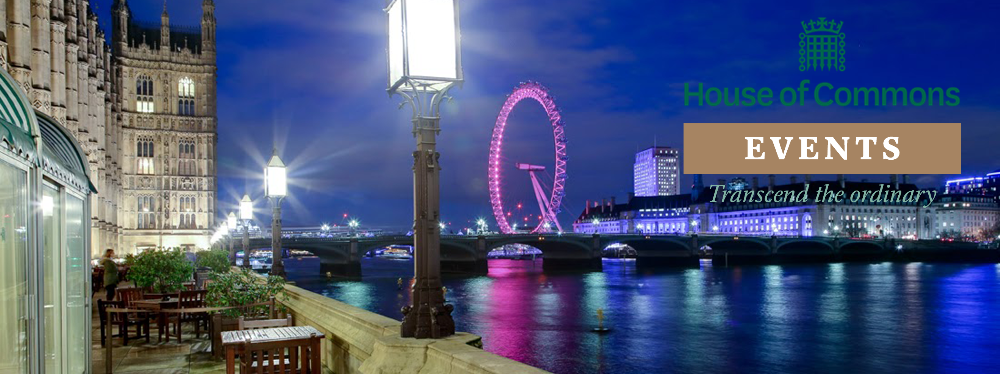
[42, 184, 63, 373]
[65, 195, 87, 374]
[0, 162, 28, 373]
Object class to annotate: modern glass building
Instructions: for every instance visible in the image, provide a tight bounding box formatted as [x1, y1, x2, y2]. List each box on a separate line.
[633, 146, 680, 197]
[0, 67, 94, 373]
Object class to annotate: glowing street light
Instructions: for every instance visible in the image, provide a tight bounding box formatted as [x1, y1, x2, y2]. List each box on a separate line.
[348, 219, 359, 237]
[239, 194, 253, 268]
[386, 0, 463, 339]
[265, 148, 287, 277]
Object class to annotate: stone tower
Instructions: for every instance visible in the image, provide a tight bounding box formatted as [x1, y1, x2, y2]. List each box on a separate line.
[111, 0, 219, 252]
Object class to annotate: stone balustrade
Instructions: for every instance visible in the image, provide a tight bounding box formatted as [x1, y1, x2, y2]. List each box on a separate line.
[279, 282, 550, 374]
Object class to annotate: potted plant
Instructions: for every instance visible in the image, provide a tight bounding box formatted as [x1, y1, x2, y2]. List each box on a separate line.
[194, 249, 231, 288]
[206, 269, 287, 356]
[129, 248, 195, 297]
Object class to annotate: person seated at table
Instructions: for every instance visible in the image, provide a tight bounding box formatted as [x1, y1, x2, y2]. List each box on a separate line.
[100, 249, 119, 300]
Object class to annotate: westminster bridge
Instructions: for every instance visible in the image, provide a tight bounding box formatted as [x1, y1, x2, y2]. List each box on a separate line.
[244, 233, 990, 276]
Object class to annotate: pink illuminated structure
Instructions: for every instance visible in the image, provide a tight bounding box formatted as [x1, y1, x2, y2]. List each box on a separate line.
[489, 82, 567, 234]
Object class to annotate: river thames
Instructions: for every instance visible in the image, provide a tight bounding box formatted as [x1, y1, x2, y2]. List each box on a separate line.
[289, 258, 1000, 374]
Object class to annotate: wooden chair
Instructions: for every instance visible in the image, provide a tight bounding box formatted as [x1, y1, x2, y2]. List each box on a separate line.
[238, 315, 293, 330]
[238, 335, 321, 374]
[116, 288, 144, 308]
[166, 289, 209, 342]
[98, 300, 150, 346]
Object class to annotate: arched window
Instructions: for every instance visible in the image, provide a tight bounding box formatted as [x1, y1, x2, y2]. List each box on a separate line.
[137, 75, 155, 113]
[137, 137, 155, 175]
[178, 140, 196, 175]
[137, 195, 156, 229]
[178, 77, 196, 116]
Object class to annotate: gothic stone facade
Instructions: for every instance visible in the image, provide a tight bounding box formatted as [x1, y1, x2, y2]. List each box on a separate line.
[0, 0, 218, 257]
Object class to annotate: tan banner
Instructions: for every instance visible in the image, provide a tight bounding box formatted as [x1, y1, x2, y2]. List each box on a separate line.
[683, 123, 961, 174]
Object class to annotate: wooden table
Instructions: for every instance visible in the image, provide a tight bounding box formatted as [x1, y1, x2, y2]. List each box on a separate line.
[133, 298, 179, 342]
[104, 308, 153, 374]
[220, 326, 325, 374]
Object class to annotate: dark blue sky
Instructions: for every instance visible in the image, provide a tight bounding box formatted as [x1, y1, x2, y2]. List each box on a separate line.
[99, 0, 1000, 231]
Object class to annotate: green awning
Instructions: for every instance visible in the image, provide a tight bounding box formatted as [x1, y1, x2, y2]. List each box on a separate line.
[0, 66, 39, 165]
[36, 111, 96, 194]
[0, 116, 36, 163]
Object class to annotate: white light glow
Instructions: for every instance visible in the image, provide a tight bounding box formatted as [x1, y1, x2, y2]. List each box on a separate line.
[387, 0, 404, 87]
[265, 165, 286, 197]
[405, 0, 458, 80]
[42, 196, 53, 217]
[240, 195, 253, 220]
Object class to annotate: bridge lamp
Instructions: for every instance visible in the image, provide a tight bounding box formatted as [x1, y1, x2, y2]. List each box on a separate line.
[239, 195, 254, 268]
[240, 195, 253, 220]
[265, 148, 288, 277]
[321, 224, 330, 232]
[591, 219, 599, 226]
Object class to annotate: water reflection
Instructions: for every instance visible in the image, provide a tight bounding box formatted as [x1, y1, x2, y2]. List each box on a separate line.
[292, 259, 1000, 374]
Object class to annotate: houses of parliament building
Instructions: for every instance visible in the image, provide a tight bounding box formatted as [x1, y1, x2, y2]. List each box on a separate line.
[1, 0, 218, 256]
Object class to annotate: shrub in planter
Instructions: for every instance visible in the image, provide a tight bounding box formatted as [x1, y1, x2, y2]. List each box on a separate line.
[206, 269, 287, 356]
[195, 249, 232, 274]
[129, 248, 195, 293]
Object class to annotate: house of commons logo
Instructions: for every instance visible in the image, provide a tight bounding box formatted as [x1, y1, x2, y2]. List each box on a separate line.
[799, 17, 845, 71]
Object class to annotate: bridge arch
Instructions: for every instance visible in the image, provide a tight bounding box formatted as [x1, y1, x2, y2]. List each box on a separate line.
[775, 239, 836, 254]
[839, 241, 885, 254]
[487, 236, 594, 259]
[611, 237, 691, 255]
[700, 237, 771, 254]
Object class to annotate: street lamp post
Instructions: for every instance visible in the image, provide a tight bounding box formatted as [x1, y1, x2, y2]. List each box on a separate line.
[240, 195, 254, 269]
[385, 0, 462, 339]
[265, 149, 287, 277]
[226, 212, 237, 263]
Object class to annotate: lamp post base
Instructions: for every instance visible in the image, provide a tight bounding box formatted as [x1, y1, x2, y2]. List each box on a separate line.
[400, 301, 455, 339]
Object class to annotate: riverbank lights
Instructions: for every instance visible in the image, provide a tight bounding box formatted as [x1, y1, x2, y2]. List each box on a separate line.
[240, 194, 253, 220]
[227, 212, 237, 231]
[321, 224, 330, 232]
[265, 149, 287, 198]
[385, 0, 463, 94]
[349, 220, 359, 229]
[712, 225, 719, 232]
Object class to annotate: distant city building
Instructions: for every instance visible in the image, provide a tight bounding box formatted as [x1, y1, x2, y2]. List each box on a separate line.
[575, 175, 938, 240]
[932, 194, 1000, 240]
[945, 176, 987, 195]
[945, 170, 1000, 208]
[633, 146, 680, 197]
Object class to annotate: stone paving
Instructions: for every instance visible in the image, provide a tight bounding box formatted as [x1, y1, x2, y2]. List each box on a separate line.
[90, 291, 226, 374]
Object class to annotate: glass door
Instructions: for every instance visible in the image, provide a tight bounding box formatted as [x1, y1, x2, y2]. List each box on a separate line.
[65, 194, 87, 373]
[0, 160, 28, 373]
[42, 183, 63, 373]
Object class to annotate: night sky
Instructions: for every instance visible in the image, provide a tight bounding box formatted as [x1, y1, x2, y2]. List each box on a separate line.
[95, 0, 1000, 231]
